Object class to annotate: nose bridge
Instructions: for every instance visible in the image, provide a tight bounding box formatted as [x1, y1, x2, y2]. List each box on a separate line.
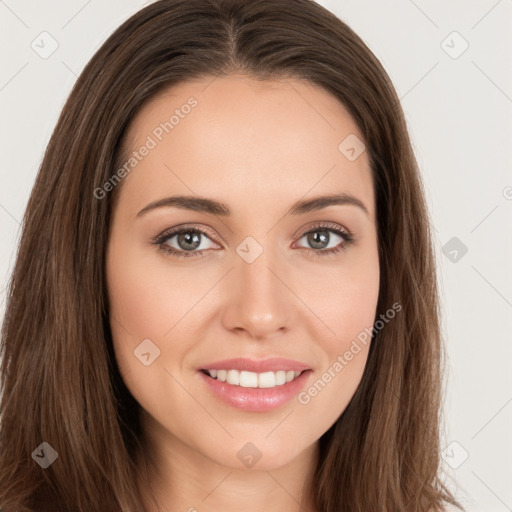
[223, 236, 290, 336]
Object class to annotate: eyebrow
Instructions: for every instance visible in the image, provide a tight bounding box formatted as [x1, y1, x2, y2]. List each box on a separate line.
[136, 193, 369, 218]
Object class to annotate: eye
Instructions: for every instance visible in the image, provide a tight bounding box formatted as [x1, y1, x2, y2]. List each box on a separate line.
[152, 225, 218, 260]
[151, 221, 355, 260]
[293, 221, 355, 258]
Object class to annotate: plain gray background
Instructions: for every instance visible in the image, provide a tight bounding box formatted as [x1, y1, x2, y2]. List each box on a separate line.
[1, 1, 511, 511]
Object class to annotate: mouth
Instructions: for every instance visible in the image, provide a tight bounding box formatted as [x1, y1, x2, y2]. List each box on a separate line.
[199, 368, 308, 389]
[198, 367, 313, 412]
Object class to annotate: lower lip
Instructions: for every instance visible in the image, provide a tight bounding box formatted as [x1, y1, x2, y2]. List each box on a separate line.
[198, 370, 313, 412]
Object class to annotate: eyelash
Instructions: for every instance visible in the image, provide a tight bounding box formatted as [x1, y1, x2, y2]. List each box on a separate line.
[151, 221, 355, 260]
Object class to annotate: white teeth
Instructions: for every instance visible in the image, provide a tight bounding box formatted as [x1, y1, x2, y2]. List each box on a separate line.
[205, 368, 305, 388]
[275, 370, 286, 385]
[258, 371, 275, 388]
[240, 370, 258, 387]
[226, 369, 239, 385]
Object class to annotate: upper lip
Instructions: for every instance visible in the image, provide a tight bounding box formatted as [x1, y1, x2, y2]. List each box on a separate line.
[200, 357, 311, 373]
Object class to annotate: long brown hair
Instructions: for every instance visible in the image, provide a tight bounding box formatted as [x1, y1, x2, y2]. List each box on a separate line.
[0, 0, 463, 510]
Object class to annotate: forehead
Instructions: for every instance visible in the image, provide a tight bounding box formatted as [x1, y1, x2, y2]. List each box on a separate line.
[117, 74, 375, 221]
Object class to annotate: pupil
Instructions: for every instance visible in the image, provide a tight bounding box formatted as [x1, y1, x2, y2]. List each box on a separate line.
[308, 230, 329, 249]
[178, 231, 201, 251]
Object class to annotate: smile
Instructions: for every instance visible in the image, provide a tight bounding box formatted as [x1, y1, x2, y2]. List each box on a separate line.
[201, 369, 304, 388]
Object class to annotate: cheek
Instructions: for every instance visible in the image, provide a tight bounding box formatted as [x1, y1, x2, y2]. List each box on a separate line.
[106, 238, 175, 377]
[295, 277, 377, 432]
[296, 250, 379, 418]
[302, 243, 380, 346]
[106, 238, 217, 384]
[105, 242, 194, 425]
[106, 234, 197, 340]
[107, 258, 170, 335]
[107, 238, 215, 333]
[323, 267, 380, 342]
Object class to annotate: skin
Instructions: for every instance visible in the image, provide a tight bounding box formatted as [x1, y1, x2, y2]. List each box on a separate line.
[106, 74, 380, 512]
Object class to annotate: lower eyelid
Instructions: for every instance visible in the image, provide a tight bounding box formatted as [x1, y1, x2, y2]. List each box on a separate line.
[155, 225, 353, 257]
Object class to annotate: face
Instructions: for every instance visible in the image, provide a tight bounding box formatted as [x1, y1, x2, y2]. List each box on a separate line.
[106, 74, 380, 474]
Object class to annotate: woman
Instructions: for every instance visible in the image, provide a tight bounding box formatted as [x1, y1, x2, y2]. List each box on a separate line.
[0, 0, 464, 511]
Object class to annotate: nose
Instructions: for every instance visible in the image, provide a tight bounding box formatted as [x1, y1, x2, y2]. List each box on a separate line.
[221, 245, 292, 340]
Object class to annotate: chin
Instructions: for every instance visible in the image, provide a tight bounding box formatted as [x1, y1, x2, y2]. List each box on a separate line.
[216, 439, 308, 472]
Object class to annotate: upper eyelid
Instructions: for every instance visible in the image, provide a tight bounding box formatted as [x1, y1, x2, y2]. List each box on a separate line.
[291, 221, 350, 240]
[155, 224, 219, 245]
[155, 222, 351, 247]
